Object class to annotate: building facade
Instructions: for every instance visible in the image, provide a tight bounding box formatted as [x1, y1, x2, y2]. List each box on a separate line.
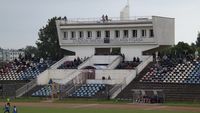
[0, 49, 24, 61]
[56, 16, 175, 60]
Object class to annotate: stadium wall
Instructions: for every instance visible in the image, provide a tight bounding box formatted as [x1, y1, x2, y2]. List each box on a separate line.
[62, 45, 157, 61]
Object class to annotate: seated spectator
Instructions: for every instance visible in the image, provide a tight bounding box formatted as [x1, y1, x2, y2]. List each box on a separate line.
[108, 76, 111, 80]
[136, 57, 140, 62]
[133, 57, 136, 62]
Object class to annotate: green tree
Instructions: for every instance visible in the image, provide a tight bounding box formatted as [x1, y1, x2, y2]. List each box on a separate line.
[175, 42, 194, 54]
[23, 46, 39, 60]
[196, 32, 200, 47]
[159, 42, 195, 57]
[36, 17, 73, 60]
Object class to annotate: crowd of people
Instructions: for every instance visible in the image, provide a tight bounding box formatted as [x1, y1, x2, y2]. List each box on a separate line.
[139, 50, 200, 84]
[0, 57, 49, 74]
[135, 95, 163, 104]
[58, 57, 89, 69]
[0, 56, 54, 80]
[151, 52, 197, 75]
[117, 56, 141, 69]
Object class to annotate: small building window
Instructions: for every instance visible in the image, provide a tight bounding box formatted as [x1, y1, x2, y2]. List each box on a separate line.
[123, 30, 129, 38]
[63, 32, 67, 39]
[96, 31, 101, 38]
[105, 30, 110, 38]
[87, 31, 92, 38]
[141, 29, 147, 37]
[149, 29, 154, 37]
[115, 30, 120, 38]
[132, 30, 137, 38]
[79, 31, 83, 39]
[71, 31, 76, 39]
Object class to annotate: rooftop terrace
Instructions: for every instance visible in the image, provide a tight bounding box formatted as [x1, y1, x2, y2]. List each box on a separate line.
[58, 16, 152, 25]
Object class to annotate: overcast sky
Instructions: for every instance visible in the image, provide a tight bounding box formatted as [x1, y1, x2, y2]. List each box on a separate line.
[0, 0, 200, 49]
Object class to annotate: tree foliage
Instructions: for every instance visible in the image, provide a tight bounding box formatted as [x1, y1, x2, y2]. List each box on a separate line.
[196, 32, 200, 47]
[36, 17, 72, 60]
[23, 46, 39, 60]
[159, 42, 195, 57]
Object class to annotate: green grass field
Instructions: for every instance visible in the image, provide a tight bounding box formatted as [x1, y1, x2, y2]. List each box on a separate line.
[1, 97, 200, 113]
[0, 106, 198, 113]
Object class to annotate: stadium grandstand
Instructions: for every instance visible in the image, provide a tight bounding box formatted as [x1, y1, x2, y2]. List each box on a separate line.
[1, 3, 200, 104]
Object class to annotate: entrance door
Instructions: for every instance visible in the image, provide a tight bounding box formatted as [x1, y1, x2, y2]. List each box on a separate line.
[111, 48, 121, 55]
[95, 48, 111, 55]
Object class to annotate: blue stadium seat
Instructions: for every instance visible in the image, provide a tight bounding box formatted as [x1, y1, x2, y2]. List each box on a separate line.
[70, 84, 105, 97]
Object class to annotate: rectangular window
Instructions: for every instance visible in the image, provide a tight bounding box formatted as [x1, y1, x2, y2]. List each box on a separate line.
[115, 30, 120, 38]
[63, 32, 67, 39]
[87, 31, 92, 38]
[96, 31, 101, 38]
[71, 31, 75, 39]
[141, 29, 146, 37]
[123, 30, 129, 38]
[132, 30, 137, 38]
[105, 30, 110, 38]
[149, 29, 154, 37]
[79, 31, 83, 39]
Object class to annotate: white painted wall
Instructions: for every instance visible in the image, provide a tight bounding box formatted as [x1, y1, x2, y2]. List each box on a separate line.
[107, 56, 122, 69]
[37, 70, 49, 85]
[95, 70, 135, 84]
[48, 69, 76, 79]
[87, 80, 116, 85]
[120, 45, 157, 60]
[62, 46, 94, 58]
[62, 45, 157, 61]
[50, 56, 77, 69]
[120, 5, 130, 20]
[153, 16, 175, 45]
[91, 55, 118, 64]
[78, 55, 120, 69]
[136, 55, 153, 74]
[37, 69, 76, 85]
[57, 70, 82, 85]
[56, 20, 63, 46]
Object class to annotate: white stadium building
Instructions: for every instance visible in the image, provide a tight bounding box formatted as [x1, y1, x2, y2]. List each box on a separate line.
[56, 15, 174, 60]
[16, 3, 175, 99]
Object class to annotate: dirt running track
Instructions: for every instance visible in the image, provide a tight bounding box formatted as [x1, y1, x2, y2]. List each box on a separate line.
[1, 102, 200, 112]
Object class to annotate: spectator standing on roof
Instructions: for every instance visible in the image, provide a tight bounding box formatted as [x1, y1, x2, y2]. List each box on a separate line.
[102, 15, 105, 22]
[105, 15, 108, 21]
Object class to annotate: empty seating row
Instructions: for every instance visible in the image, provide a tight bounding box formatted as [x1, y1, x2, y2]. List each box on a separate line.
[70, 84, 105, 97]
[32, 85, 52, 97]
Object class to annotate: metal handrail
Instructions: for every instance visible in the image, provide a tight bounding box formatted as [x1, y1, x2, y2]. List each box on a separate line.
[16, 79, 37, 97]
[77, 55, 93, 69]
[109, 77, 126, 98]
[59, 16, 152, 23]
[107, 56, 122, 69]
[63, 71, 87, 96]
[50, 56, 67, 69]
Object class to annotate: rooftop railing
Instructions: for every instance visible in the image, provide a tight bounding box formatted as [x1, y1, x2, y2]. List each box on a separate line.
[58, 16, 152, 24]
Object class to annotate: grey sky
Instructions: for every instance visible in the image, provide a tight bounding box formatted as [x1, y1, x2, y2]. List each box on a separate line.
[0, 0, 200, 49]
